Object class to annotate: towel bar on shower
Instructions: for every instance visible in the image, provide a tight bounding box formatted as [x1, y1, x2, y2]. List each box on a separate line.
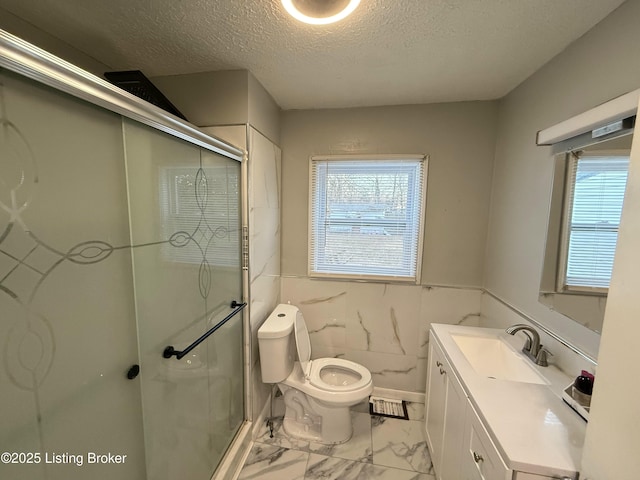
[162, 300, 247, 360]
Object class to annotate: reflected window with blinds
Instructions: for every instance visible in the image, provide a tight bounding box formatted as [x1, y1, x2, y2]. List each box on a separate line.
[309, 155, 427, 282]
[559, 152, 630, 292]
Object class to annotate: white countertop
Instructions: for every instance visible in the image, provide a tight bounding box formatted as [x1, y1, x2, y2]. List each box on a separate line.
[430, 323, 586, 478]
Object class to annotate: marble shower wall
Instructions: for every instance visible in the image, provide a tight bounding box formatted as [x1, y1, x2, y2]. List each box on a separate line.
[247, 127, 282, 420]
[201, 124, 282, 421]
[248, 127, 281, 323]
[281, 277, 482, 393]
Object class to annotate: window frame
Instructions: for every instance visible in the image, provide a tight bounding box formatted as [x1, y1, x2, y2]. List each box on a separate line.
[307, 154, 428, 283]
[556, 150, 630, 294]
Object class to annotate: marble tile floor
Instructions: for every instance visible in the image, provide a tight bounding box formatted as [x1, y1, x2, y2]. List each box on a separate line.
[238, 401, 435, 480]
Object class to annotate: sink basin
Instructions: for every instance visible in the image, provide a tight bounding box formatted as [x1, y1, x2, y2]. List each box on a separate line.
[451, 333, 549, 385]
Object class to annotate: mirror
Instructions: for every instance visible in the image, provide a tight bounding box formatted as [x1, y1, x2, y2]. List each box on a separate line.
[539, 130, 633, 333]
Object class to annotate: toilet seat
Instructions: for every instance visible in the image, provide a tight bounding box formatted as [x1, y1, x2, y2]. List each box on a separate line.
[309, 358, 372, 392]
[291, 309, 372, 401]
[283, 362, 372, 406]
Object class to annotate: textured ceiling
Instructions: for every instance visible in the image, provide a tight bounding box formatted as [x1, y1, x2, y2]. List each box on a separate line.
[0, 0, 627, 110]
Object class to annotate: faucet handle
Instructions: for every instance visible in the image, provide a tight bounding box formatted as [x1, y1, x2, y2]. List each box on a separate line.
[535, 346, 552, 367]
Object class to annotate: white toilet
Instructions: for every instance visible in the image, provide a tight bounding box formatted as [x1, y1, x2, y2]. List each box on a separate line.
[258, 303, 373, 444]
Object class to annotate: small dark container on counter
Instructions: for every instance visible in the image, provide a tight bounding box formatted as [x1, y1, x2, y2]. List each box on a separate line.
[572, 370, 595, 407]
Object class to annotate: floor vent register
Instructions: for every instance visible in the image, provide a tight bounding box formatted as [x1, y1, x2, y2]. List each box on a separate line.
[369, 396, 409, 420]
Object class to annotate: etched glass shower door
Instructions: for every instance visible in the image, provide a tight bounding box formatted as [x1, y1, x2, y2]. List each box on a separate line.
[123, 119, 244, 480]
[0, 69, 146, 479]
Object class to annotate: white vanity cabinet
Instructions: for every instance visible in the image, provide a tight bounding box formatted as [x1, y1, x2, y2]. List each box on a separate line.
[425, 337, 468, 480]
[425, 325, 582, 480]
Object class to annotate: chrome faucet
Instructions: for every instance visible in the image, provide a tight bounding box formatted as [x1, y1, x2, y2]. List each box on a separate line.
[505, 324, 549, 367]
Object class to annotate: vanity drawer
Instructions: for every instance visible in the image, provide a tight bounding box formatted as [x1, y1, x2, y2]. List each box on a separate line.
[463, 403, 510, 480]
[514, 473, 576, 480]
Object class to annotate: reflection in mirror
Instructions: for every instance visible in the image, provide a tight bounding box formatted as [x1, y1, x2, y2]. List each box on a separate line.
[539, 131, 633, 333]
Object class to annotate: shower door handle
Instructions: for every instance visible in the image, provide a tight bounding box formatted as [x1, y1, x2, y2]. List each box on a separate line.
[126, 364, 140, 379]
[163, 301, 247, 360]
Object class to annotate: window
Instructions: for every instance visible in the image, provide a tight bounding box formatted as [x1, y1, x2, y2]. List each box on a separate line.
[559, 152, 629, 292]
[309, 155, 427, 282]
[159, 165, 240, 266]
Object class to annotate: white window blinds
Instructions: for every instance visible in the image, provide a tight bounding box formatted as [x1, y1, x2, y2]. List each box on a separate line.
[563, 154, 629, 290]
[159, 165, 240, 266]
[309, 155, 427, 282]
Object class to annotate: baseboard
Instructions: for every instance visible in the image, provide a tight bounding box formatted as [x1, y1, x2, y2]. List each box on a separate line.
[372, 386, 425, 404]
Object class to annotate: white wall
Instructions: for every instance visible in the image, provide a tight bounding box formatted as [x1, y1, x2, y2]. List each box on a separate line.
[151, 70, 250, 128]
[281, 101, 498, 287]
[484, 0, 640, 360]
[151, 70, 281, 146]
[0, 7, 112, 76]
[248, 72, 281, 145]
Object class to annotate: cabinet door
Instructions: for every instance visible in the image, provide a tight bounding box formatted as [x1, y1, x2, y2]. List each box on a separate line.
[439, 361, 467, 479]
[425, 338, 468, 480]
[425, 341, 448, 478]
[461, 402, 511, 480]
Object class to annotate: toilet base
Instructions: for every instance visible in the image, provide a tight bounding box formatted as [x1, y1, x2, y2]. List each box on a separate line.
[279, 384, 354, 444]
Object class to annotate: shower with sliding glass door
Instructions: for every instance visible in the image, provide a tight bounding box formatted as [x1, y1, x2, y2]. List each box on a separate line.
[0, 31, 246, 480]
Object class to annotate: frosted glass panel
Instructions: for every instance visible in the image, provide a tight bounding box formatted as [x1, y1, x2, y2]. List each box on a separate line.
[0, 69, 146, 479]
[0, 65, 244, 480]
[123, 119, 243, 479]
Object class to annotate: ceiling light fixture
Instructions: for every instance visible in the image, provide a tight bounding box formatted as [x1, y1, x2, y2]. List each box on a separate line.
[281, 0, 361, 25]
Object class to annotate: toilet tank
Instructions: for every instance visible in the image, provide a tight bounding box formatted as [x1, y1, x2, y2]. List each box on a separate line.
[257, 304, 298, 383]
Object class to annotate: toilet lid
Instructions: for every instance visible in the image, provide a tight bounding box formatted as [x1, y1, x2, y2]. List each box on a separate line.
[294, 310, 311, 374]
